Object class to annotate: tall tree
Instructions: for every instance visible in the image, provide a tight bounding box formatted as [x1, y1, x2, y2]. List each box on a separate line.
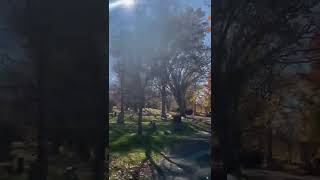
[213, 0, 320, 178]
[112, 59, 125, 123]
[165, 8, 210, 117]
[10, 0, 108, 179]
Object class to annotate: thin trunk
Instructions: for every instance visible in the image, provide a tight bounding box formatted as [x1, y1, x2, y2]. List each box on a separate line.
[161, 84, 167, 120]
[36, 104, 48, 180]
[193, 102, 196, 118]
[230, 93, 242, 178]
[166, 97, 171, 113]
[133, 104, 138, 113]
[288, 141, 292, 164]
[35, 37, 48, 180]
[117, 72, 124, 123]
[138, 105, 143, 135]
[265, 119, 273, 168]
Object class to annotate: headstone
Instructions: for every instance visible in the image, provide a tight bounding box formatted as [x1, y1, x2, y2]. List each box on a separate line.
[63, 166, 79, 180]
[89, 149, 95, 161]
[59, 145, 65, 155]
[149, 121, 156, 131]
[10, 141, 25, 174]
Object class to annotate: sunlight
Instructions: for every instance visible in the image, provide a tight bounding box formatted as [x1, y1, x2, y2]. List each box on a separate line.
[109, 0, 135, 11]
[122, 0, 135, 8]
[109, 1, 122, 10]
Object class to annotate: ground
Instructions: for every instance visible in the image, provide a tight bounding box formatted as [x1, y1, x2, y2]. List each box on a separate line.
[4, 109, 320, 179]
[109, 111, 211, 180]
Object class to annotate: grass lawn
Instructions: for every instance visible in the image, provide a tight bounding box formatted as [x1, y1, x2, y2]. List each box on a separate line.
[109, 113, 210, 179]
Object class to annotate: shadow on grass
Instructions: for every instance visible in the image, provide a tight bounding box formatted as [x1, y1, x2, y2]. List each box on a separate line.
[110, 121, 198, 153]
[109, 116, 207, 179]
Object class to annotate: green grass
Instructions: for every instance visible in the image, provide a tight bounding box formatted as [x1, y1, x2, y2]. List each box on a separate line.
[109, 115, 198, 151]
[109, 113, 205, 179]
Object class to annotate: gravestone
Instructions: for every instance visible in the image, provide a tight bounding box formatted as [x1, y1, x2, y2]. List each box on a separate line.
[59, 145, 66, 155]
[10, 142, 25, 174]
[63, 166, 79, 180]
[149, 121, 156, 132]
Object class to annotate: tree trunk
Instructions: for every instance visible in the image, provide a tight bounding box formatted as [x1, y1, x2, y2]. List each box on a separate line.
[212, 62, 242, 179]
[177, 96, 186, 117]
[35, 36, 48, 180]
[265, 120, 273, 168]
[138, 105, 143, 135]
[166, 97, 171, 113]
[161, 84, 167, 120]
[36, 104, 48, 180]
[93, 134, 107, 180]
[288, 141, 293, 164]
[117, 73, 124, 124]
[193, 102, 196, 119]
[133, 104, 138, 113]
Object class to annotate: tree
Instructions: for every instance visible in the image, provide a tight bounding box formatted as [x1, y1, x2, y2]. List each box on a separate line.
[112, 59, 125, 123]
[213, 0, 320, 178]
[10, 0, 108, 179]
[166, 8, 210, 117]
[110, 3, 159, 135]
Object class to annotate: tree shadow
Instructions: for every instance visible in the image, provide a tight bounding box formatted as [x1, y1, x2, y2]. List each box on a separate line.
[142, 130, 196, 180]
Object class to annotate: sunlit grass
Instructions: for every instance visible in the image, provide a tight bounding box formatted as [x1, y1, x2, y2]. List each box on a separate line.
[109, 111, 207, 179]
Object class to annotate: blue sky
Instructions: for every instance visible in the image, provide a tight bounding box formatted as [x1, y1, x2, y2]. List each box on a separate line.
[109, 0, 211, 84]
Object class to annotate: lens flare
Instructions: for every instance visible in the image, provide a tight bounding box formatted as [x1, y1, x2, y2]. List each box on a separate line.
[122, 0, 135, 8]
[109, 0, 135, 11]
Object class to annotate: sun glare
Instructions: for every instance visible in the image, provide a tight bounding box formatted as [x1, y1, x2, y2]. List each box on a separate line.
[121, 0, 135, 8]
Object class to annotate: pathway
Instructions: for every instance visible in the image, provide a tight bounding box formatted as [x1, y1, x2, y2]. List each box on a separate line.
[155, 128, 211, 180]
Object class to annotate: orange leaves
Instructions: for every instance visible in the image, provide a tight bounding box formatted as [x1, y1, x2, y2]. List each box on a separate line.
[208, 16, 212, 33]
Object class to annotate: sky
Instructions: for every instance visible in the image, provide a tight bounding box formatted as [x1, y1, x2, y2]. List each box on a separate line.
[109, 0, 211, 84]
